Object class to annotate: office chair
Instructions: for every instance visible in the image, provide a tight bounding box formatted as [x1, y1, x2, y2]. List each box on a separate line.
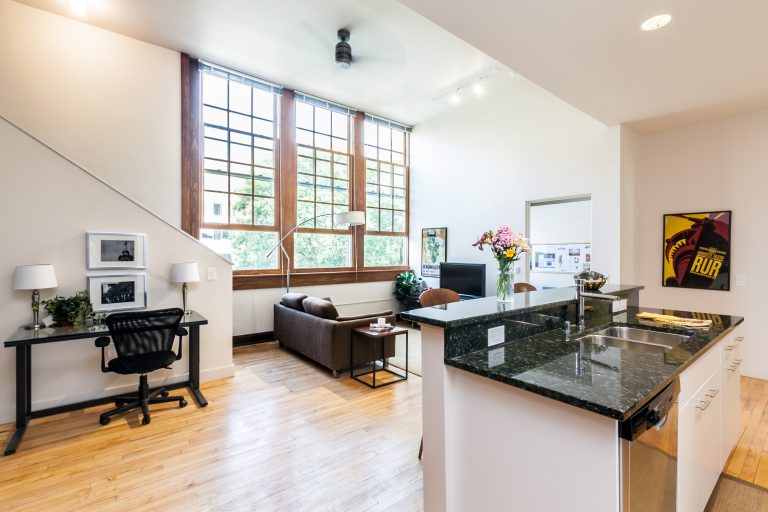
[95, 308, 188, 426]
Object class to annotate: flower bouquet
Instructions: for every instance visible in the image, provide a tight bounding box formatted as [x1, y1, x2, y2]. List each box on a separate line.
[473, 225, 531, 302]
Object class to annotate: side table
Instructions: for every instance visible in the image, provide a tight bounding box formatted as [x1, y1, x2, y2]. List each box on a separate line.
[351, 326, 409, 388]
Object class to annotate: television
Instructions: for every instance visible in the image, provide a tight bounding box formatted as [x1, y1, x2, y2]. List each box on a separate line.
[439, 262, 486, 297]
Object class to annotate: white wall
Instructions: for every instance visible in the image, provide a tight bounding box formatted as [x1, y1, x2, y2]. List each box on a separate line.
[0, 0, 182, 227]
[632, 109, 768, 379]
[0, 118, 234, 423]
[409, 77, 621, 294]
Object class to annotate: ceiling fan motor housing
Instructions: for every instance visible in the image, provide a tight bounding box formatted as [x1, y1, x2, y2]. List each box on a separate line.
[336, 28, 352, 68]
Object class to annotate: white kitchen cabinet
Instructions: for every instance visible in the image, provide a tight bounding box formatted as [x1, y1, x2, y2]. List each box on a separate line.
[721, 330, 743, 467]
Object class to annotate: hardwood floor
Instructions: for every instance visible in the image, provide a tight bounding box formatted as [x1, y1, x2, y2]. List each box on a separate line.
[0, 343, 423, 512]
[724, 376, 768, 488]
[1, 343, 766, 511]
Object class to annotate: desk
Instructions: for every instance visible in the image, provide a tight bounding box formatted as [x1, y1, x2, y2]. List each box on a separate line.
[3, 311, 208, 456]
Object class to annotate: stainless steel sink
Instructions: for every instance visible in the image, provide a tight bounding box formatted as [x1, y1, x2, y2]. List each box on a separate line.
[578, 335, 671, 355]
[595, 327, 690, 349]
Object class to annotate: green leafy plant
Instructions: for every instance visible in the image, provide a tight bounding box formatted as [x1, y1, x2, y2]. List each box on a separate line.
[394, 271, 424, 307]
[43, 291, 94, 326]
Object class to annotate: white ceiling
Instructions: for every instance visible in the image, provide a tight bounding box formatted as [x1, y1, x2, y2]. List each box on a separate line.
[398, 0, 768, 133]
[13, 0, 504, 126]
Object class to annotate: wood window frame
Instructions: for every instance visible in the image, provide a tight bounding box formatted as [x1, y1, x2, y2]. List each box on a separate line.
[181, 56, 410, 290]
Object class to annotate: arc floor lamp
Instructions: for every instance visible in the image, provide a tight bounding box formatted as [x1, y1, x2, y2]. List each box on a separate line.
[264, 210, 365, 293]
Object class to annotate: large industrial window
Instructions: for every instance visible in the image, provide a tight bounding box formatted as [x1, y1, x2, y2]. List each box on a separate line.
[182, 57, 411, 289]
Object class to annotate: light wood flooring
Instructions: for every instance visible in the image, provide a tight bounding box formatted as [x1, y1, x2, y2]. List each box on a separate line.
[1, 343, 767, 511]
[0, 343, 423, 511]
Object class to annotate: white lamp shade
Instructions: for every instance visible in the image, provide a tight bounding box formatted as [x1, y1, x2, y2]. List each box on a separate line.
[13, 264, 58, 290]
[170, 262, 200, 283]
[334, 210, 365, 226]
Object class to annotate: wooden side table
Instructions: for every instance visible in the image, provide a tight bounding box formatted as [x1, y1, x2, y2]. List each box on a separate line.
[351, 326, 409, 388]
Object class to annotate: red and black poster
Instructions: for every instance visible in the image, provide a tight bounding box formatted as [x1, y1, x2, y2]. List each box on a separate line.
[663, 211, 731, 291]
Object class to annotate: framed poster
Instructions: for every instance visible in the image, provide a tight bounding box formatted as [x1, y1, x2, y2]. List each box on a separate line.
[663, 211, 731, 291]
[421, 227, 447, 277]
[88, 274, 148, 312]
[87, 232, 147, 270]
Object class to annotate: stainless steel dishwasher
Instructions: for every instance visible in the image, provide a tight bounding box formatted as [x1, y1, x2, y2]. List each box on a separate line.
[620, 379, 679, 512]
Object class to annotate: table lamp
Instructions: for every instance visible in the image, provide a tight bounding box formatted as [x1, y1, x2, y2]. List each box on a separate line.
[170, 262, 199, 315]
[13, 264, 58, 330]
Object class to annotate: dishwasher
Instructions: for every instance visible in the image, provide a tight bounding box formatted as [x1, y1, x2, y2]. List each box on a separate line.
[620, 379, 679, 512]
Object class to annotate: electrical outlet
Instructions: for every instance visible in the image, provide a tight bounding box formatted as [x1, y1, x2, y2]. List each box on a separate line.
[207, 267, 217, 281]
[735, 275, 746, 287]
[488, 325, 505, 347]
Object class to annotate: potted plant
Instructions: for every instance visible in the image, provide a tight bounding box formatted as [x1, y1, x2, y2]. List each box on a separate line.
[394, 271, 424, 309]
[43, 291, 95, 326]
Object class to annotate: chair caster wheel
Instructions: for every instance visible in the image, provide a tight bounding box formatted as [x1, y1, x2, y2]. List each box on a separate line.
[100, 417, 110, 426]
[161, 390, 169, 398]
[179, 399, 188, 408]
[142, 416, 151, 425]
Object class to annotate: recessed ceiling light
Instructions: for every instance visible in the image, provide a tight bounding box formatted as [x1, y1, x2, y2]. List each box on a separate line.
[70, 0, 87, 16]
[641, 14, 672, 31]
[450, 91, 462, 104]
[472, 82, 484, 97]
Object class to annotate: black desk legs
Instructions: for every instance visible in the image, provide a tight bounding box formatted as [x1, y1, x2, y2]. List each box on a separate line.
[188, 325, 208, 407]
[5, 345, 31, 456]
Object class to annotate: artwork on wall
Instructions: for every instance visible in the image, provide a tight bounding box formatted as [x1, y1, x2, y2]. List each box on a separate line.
[87, 232, 147, 270]
[530, 243, 591, 273]
[88, 274, 147, 312]
[663, 211, 731, 291]
[421, 227, 447, 277]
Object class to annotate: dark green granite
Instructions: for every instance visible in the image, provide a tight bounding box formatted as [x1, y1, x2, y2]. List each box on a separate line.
[448, 307, 743, 421]
[399, 284, 643, 329]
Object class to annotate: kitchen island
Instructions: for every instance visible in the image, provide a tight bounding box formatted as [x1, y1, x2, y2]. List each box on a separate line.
[401, 285, 744, 512]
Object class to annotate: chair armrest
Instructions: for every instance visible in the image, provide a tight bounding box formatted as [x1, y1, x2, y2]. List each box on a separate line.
[95, 337, 112, 373]
[173, 328, 187, 361]
[335, 310, 394, 322]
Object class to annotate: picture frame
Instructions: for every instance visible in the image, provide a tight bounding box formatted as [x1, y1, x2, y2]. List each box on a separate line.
[86, 232, 147, 270]
[88, 274, 148, 313]
[421, 227, 447, 277]
[662, 211, 731, 291]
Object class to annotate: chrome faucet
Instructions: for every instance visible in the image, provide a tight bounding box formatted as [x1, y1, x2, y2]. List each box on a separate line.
[576, 278, 623, 329]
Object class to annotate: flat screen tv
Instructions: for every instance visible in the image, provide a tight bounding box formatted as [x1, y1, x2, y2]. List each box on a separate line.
[439, 262, 486, 297]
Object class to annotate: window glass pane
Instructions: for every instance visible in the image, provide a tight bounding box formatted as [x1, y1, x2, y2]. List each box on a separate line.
[316, 177, 333, 203]
[378, 126, 391, 149]
[331, 137, 347, 153]
[205, 138, 228, 160]
[253, 89, 274, 120]
[253, 119, 273, 138]
[393, 211, 406, 232]
[229, 82, 251, 114]
[367, 207, 380, 231]
[380, 209, 393, 231]
[254, 147, 274, 167]
[297, 201, 314, 225]
[315, 203, 333, 228]
[315, 107, 331, 134]
[332, 112, 348, 138]
[200, 229, 278, 270]
[254, 197, 274, 225]
[296, 101, 313, 130]
[333, 181, 349, 205]
[334, 163, 348, 180]
[296, 129, 313, 147]
[366, 184, 379, 207]
[230, 143, 252, 164]
[364, 121, 377, 146]
[294, 233, 351, 268]
[230, 172, 251, 195]
[316, 159, 332, 177]
[229, 112, 250, 133]
[202, 74, 227, 108]
[392, 131, 405, 153]
[364, 235, 406, 267]
[203, 106, 227, 127]
[253, 176, 274, 197]
[230, 194, 252, 224]
[204, 191, 228, 224]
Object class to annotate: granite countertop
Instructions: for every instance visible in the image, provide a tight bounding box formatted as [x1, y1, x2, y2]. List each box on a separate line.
[400, 284, 644, 328]
[448, 307, 743, 421]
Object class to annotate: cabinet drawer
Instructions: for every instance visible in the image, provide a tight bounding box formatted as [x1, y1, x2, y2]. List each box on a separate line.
[680, 342, 721, 407]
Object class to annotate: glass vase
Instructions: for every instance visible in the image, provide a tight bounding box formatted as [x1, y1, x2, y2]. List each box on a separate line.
[496, 265, 515, 303]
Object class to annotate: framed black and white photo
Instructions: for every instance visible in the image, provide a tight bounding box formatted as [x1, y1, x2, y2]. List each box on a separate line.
[86, 232, 147, 270]
[88, 274, 147, 312]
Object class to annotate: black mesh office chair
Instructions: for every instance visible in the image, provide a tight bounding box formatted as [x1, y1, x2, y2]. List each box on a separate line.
[95, 308, 188, 426]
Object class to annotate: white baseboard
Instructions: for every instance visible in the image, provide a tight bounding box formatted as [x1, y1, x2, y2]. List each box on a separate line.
[0, 363, 235, 425]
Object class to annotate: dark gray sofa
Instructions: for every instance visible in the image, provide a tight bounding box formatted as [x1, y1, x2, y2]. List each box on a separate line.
[273, 293, 397, 377]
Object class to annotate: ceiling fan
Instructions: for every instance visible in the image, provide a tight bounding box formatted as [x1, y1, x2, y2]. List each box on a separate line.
[335, 28, 352, 68]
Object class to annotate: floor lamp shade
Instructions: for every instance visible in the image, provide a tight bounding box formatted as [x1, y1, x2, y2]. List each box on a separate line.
[334, 210, 365, 226]
[170, 262, 200, 283]
[13, 264, 58, 290]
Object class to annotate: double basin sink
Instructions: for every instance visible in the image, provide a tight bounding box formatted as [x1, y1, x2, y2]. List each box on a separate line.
[579, 326, 691, 354]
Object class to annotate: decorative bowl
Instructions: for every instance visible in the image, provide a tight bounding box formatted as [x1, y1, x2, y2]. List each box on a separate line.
[574, 271, 607, 291]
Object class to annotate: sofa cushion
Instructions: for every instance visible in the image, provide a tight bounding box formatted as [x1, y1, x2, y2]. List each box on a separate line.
[281, 293, 308, 311]
[302, 297, 339, 320]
